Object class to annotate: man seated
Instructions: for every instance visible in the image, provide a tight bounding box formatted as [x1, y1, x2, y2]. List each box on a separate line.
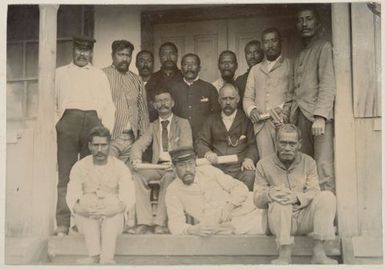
[129, 88, 193, 234]
[165, 147, 266, 236]
[254, 124, 337, 265]
[195, 83, 258, 191]
[66, 126, 135, 265]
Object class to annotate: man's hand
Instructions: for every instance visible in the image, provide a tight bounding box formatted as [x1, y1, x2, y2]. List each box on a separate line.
[205, 151, 218, 164]
[249, 108, 261, 124]
[163, 161, 173, 172]
[280, 192, 299, 205]
[270, 107, 284, 129]
[241, 158, 256, 171]
[219, 202, 236, 223]
[312, 116, 326, 136]
[132, 159, 142, 171]
[268, 186, 292, 204]
[73, 202, 96, 218]
[187, 223, 218, 237]
[87, 202, 126, 219]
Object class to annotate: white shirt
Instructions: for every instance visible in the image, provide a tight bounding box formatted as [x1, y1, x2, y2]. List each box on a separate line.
[66, 155, 135, 216]
[212, 77, 225, 92]
[221, 109, 237, 131]
[266, 55, 281, 72]
[55, 62, 115, 131]
[158, 113, 173, 162]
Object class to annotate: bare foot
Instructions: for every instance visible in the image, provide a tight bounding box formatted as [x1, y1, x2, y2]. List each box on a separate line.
[271, 257, 291, 265]
[311, 254, 338, 264]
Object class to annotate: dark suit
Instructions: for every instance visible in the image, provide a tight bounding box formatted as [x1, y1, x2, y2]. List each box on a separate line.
[195, 110, 258, 191]
[130, 114, 193, 226]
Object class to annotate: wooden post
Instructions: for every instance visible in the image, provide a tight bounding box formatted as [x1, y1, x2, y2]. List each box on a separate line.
[332, 3, 359, 237]
[31, 4, 59, 237]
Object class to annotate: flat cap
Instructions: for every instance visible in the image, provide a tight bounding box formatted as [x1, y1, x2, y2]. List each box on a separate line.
[169, 147, 196, 164]
[73, 36, 96, 49]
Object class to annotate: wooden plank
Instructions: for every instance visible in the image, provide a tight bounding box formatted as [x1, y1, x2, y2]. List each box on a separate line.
[352, 236, 383, 257]
[331, 3, 359, 237]
[351, 3, 380, 117]
[48, 234, 340, 257]
[5, 237, 48, 265]
[49, 254, 342, 265]
[354, 119, 382, 236]
[31, 5, 58, 237]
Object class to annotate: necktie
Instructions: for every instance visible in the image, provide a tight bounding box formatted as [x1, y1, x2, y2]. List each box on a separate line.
[161, 120, 169, 151]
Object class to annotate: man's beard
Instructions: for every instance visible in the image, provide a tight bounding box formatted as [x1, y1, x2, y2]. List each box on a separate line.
[116, 61, 129, 73]
[162, 60, 177, 71]
[221, 72, 235, 82]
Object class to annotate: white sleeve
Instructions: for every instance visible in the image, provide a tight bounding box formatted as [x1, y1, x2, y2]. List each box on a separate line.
[66, 162, 84, 215]
[98, 72, 115, 132]
[116, 160, 135, 212]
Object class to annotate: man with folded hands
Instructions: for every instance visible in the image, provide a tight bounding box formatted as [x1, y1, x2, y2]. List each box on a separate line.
[195, 83, 258, 191]
[128, 87, 193, 234]
[253, 124, 337, 265]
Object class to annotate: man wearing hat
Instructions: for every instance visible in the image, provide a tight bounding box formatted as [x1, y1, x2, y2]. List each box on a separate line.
[55, 36, 115, 236]
[165, 147, 266, 236]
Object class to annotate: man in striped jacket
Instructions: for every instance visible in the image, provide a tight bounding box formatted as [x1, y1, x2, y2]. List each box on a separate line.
[103, 40, 149, 144]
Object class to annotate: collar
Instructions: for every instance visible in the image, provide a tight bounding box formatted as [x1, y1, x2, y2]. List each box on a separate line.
[266, 54, 282, 66]
[159, 113, 173, 123]
[70, 61, 92, 69]
[221, 109, 237, 121]
[273, 152, 302, 171]
[183, 76, 199, 86]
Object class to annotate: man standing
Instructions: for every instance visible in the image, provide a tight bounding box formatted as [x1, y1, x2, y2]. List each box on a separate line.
[135, 50, 154, 86]
[195, 83, 258, 191]
[129, 88, 193, 234]
[66, 126, 135, 265]
[55, 36, 115, 236]
[235, 40, 264, 102]
[254, 124, 337, 265]
[243, 28, 293, 158]
[212, 50, 238, 92]
[290, 7, 336, 192]
[165, 147, 266, 236]
[146, 42, 183, 121]
[103, 40, 149, 141]
[171, 53, 220, 139]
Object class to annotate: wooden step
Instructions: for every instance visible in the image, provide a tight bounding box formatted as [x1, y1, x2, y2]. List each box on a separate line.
[48, 234, 341, 265]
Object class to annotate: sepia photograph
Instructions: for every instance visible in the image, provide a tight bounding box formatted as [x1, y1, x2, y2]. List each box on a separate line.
[3, 1, 383, 266]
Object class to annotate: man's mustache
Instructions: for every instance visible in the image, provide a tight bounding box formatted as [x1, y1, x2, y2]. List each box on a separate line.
[76, 56, 87, 61]
[159, 105, 169, 110]
[118, 61, 128, 66]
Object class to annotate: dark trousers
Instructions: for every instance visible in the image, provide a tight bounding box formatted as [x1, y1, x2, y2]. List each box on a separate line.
[56, 109, 102, 227]
[296, 110, 335, 193]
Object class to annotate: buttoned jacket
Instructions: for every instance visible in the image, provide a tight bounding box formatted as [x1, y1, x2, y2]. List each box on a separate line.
[243, 56, 293, 134]
[290, 38, 336, 122]
[195, 110, 258, 166]
[130, 115, 193, 164]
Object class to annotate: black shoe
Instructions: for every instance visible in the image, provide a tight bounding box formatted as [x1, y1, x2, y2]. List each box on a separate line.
[54, 225, 69, 236]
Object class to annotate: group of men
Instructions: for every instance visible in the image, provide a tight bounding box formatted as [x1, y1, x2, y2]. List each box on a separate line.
[54, 6, 337, 265]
